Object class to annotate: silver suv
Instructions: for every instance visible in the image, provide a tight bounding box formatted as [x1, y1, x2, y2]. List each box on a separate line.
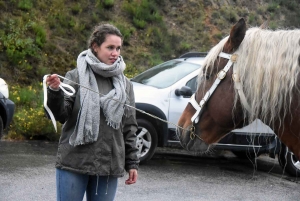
[131, 52, 300, 177]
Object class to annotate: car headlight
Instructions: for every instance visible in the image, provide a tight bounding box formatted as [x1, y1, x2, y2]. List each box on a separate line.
[0, 78, 9, 98]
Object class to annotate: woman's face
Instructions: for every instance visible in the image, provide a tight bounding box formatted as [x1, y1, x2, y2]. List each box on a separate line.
[93, 34, 122, 65]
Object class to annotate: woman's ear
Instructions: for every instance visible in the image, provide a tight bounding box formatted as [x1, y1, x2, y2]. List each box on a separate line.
[92, 43, 98, 53]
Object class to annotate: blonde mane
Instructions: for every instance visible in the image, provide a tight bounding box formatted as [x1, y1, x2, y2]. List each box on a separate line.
[201, 27, 300, 127]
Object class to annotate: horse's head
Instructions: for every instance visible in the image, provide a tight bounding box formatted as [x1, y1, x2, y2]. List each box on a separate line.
[177, 18, 247, 153]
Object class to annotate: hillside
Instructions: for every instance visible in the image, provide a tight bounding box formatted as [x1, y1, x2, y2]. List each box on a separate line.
[1, 0, 300, 84]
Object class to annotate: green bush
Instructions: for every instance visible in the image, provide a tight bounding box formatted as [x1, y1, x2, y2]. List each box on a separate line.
[8, 83, 61, 141]
[248, 12, 259, 26]
[123, 0, 162, 29]
[179, 42, 192, 52]
[133, 18, 147, 29]
[72, 19, 86, 33]
[95, 0, 115, 9]
[71, 2, 82, 14]
[0, 1, 7, 9]
[220, 6, 238, 23]
[103, 0, 114, 8]
[213, 33, 223, 41]
[0, 19, 41, 69]
[113, 22, 136, 45]
[124, 63, 140, 78]
[11, 106, 61, 141]
[285, 1, 297, 11]
[257, 6, 267, 15]
[267, 3, 280, 12]
[18, 0, 33, 11]
[31, 22, 47, 48]
[211, 11, 220, 19]
[147, 52, 163, 67]
[269, 21, 278, 30]
[144, 26, 165, 48]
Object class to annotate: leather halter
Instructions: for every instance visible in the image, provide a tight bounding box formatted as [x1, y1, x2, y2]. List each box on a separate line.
[189, 52, 251, 124]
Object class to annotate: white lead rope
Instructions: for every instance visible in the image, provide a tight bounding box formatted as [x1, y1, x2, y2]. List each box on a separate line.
[43, 75, 76, 132]
[42, 74, 188, 133]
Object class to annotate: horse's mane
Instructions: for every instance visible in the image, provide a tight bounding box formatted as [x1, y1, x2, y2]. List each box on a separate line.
[201, 27, 300, 127]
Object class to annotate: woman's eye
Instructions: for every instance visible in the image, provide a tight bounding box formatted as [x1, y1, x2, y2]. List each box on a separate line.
[107, 46, 121, 51]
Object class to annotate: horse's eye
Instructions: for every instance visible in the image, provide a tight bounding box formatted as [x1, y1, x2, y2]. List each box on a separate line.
[205, 74, 210, 80]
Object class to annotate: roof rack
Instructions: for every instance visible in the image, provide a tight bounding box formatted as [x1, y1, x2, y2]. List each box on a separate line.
[178, 52, 207, 58]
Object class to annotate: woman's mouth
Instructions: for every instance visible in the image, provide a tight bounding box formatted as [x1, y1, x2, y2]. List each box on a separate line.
[110, 58, 117, 63]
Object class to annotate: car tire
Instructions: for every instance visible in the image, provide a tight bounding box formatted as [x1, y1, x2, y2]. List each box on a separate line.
[278, 144, 300, 177]
[0, 115, 3, 139]
[136, 119, 158, 164]
[232, 150, 257, 159]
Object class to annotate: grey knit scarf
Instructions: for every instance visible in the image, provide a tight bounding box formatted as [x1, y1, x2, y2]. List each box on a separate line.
[69, 49, 127, 146]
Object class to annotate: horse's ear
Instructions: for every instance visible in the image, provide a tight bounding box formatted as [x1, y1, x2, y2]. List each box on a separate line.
[226, 18, 247, 52]
[259, 19, 269, 29]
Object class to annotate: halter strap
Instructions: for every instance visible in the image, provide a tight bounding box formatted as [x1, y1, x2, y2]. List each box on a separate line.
[219, 52, 232, 60]
[189, 52, 250, 124]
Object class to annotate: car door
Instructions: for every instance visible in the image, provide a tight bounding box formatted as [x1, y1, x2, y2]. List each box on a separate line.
[168, 74, 198, 130]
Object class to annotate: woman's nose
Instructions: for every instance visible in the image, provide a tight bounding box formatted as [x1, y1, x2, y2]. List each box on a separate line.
[112, 48, 119, 56]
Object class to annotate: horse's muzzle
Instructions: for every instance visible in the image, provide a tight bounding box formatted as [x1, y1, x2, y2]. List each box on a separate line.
[176, 125, 210, 154]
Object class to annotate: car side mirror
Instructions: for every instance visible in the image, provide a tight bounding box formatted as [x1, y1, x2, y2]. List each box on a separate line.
[175, 86, 193, 97]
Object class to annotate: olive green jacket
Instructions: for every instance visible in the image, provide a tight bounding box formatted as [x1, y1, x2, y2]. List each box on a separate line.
[47, 68, 139, 176]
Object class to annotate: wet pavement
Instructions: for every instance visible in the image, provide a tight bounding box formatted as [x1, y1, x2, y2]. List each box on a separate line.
[0, 140, 299, 201]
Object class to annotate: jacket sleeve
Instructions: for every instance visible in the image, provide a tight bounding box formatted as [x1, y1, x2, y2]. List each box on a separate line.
[123, 80, 140, 171]
[46, 70, 78, 124]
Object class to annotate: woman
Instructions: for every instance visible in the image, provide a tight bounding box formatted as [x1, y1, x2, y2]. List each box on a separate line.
[46, 24, 139, 201]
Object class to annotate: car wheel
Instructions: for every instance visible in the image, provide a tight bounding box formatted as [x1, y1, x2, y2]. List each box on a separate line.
[278, 144, 300, 177]
[232, 150, 257, 159]
[0, 115, 3, 139]
[136, 119, 158, 164]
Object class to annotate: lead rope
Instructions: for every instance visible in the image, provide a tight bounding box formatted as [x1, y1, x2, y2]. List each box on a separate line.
[43, 75, 76, 132]
[43, 74, 190, 134]
[95, 175, 99, 195]
[105, 175, 109, 195]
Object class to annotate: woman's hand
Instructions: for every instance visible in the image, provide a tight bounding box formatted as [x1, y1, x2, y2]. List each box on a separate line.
[125, 169, 138, 185]
[46, 74, 61, 90]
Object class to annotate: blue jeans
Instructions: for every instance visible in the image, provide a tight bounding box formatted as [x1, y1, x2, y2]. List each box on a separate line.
[56, 168, 118, 201]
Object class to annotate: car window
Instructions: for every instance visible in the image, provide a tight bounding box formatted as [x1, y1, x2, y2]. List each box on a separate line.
[131, 60, 200, 88]
[186, 76, 198, 93]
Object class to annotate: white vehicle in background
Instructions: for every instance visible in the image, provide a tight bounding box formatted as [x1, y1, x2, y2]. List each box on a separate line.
[0, 78, 15, 139]
[131, 52, 300, 177]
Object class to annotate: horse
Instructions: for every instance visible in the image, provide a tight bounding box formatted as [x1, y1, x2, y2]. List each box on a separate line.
[176, 18, 300, 161]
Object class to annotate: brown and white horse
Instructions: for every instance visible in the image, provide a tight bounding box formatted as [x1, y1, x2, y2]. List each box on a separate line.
[177, 18, 300, 160]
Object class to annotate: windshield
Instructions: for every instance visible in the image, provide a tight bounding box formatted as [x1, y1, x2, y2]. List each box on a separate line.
[131, 60, 200, 88]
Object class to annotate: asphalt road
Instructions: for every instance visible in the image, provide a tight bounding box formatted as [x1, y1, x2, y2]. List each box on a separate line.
[0, 140, 299, 201]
